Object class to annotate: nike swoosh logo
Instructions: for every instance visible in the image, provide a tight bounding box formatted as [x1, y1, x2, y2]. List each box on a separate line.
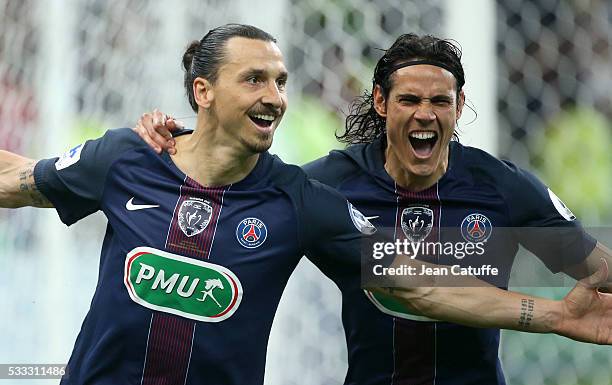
[365, 216, 379, 220]
[126, 197, 160, 211]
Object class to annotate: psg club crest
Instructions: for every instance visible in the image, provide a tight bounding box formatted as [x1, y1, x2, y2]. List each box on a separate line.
[460, 213, 493, 242]
[236, 217, 268, 249]
[178, 198, 213, 237]
[401, 206, 434, 242]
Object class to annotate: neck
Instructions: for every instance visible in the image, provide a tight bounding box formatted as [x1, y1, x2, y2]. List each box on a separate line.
[171, 119, 260, 187]
[384, 145, 449, 192]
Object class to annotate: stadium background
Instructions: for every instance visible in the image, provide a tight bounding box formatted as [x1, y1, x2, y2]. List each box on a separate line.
[0, 0, 610, 383]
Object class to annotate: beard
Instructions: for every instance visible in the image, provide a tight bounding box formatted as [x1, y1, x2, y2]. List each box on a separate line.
[240, 132, 273, 154]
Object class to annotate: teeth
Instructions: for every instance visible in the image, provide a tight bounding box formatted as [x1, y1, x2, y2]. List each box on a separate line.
[409, 131, 436, 140]
[251, 114, 275, 122]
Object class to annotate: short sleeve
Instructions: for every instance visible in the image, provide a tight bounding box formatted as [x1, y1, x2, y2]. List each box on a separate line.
[503, 161, 596, 272]
[34, 128, 145, 226]
[298, 179, 376, 279]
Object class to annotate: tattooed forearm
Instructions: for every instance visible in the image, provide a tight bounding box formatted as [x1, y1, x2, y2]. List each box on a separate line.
[518, 298, 535, 327]
[17, 162, 51, 207]
[1, 151, 52, 208]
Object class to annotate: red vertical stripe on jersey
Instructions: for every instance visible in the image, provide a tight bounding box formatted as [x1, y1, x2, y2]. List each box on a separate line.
[393, 184, 440, 385]
[141, 179, 228, 385]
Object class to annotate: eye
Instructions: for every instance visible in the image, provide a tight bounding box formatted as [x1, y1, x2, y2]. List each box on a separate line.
[430, 97, 452, 107]
[276, 78, 287, 91]
[399, 96, 419, 105]
[246, 76, 262, 85]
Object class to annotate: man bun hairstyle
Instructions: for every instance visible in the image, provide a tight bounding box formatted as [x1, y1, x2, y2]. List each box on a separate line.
[340, 33, 465, 145]
[182, 41, 200, 110]
[182, 23, 277, 112]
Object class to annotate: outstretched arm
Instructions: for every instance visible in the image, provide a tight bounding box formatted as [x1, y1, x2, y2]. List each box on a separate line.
[0, 151, 52, 208]
[373, 256, 612, 344]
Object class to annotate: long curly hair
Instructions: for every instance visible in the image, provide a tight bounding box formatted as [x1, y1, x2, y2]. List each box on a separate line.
[338, 34, 465, 145]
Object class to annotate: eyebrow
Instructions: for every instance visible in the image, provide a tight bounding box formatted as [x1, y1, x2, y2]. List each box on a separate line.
[240, 68, 289, 80]
[396, 93, 452, 100]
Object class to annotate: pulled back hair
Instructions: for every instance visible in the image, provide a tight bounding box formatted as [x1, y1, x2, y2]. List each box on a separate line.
[182, 24, 277, 112]
[339, 33, 465, 145]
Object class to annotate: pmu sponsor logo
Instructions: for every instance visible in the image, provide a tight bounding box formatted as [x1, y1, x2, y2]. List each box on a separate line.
[124, 247, 242, 322]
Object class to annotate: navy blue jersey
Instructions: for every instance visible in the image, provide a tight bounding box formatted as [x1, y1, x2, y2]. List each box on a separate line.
[33, 128, 371, 385]
[303, 137, 596, 385]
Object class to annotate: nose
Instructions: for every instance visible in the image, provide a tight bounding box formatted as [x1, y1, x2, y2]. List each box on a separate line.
[414, 101, 436, 123]
[261, 81, 284, 110]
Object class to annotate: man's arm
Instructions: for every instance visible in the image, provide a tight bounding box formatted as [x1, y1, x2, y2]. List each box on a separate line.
[375, 255, 612, 344]
[300, 179, 612, 345]
[0, 151, 52, 208]
[2, 110, 183, 207]
[564, 242, 612, 283]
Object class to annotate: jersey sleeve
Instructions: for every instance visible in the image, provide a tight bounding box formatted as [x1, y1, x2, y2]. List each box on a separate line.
[34, 128, 145, 226]
[298, 179, 376, 280]
[502, 161, 596, 272]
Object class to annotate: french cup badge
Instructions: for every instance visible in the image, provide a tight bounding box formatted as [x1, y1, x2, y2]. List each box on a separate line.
[401, 206, 434, 242]
[178, 198, 213, 237]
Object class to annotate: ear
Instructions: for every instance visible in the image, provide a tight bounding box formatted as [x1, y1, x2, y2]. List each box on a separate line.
[456, 89, 465, 121]
[193, 77, 215, 109]
[373, 84, 387, 118]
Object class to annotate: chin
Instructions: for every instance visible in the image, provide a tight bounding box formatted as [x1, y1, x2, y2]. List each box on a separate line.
[406, 162, 436, 178]
[244, 137, 273, 154]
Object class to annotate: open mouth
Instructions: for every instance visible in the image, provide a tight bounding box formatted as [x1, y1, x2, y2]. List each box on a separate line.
[408, 131, 438, 158]
[249, 113, 276, 130]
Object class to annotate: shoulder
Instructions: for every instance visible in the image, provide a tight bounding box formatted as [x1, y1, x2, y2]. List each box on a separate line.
[57, 128, 148, 166]
[457, 143, 576, 223]
[80, 127, 153, 168]
[457, 144, 513, 175]
[266, 154, 309, 187]
[40, 128, 148, 173]
[302, 144, 366, 187]
[264, 154, 348, 208]
[454, 143, 535, 187]
[96, 127, 150, 154]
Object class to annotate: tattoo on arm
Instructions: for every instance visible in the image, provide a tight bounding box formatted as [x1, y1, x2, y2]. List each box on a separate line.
[518, 298, 535, 327]
[17, 162, 52, 207]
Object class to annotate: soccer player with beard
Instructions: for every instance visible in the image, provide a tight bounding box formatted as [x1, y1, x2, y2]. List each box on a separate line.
[1, 24, 370, 385]
[136, 33, 612, 385]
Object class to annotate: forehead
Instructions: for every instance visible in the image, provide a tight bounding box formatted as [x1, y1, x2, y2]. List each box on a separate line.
[220, 37, 286, 74]
[389, 64, 457, 95]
